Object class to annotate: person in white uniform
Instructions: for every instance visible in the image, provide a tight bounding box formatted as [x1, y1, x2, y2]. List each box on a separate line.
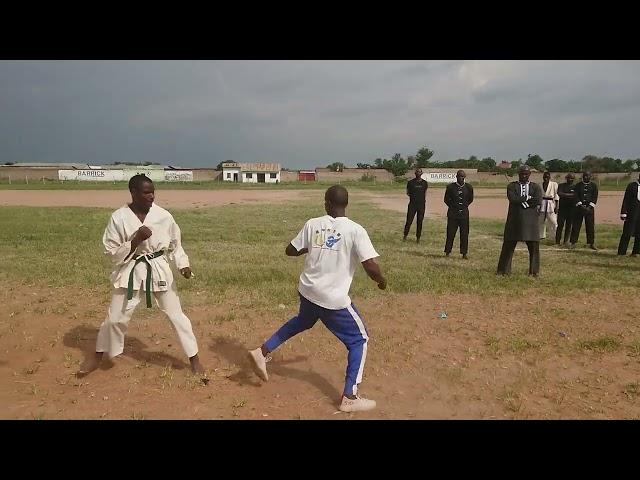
[247, 185, 387, 413]
[77, 174, 206, 378]
[538, 171, 559, 241]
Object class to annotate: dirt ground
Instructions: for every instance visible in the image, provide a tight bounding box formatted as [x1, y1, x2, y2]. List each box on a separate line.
[2, 283, 640, 419]
[0, 188, 625, 224]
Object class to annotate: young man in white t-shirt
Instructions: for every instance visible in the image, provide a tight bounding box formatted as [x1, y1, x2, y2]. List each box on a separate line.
[248, 185, 387, 412]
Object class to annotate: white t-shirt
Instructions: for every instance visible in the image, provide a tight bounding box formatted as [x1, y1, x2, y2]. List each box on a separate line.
[290, 215, 379, 310]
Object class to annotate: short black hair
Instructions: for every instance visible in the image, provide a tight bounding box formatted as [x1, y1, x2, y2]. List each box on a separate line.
[128, 174, 153, 192]
[325, 185, 348, 208]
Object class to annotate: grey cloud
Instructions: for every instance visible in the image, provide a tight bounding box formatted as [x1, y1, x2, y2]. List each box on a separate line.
[320, 100, 404, 118]
[1, 60, 640, 168]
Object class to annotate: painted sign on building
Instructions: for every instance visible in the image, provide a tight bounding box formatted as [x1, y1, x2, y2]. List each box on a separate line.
[58, 169, 194, 182]
[423, 172, 457, 183]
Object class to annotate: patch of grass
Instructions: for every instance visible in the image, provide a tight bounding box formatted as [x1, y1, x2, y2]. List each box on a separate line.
[23, 364, 40, 375]
[627, 340, 640, 357]
[208, 312, 237, 325]
[500, 389, 523, 413]
[623, 382, 640, 399]
[0, 195, 634, 314]
[159, 363, 174, 388]
[508, 337, 540, 354]
[485, 336, 502, 357]
[577, 336, 622, 353]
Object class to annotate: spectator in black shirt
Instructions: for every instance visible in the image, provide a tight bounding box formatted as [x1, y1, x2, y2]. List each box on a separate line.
[570, 171, 598, 250]
[555, 172, 577, 246]
[403, 168, 429, 243]
[443, 170, 474, 259]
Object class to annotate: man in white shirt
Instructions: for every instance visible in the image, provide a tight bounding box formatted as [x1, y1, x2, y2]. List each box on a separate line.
[77, 175, 206, 379]
[248, 185, 387, 413]
[538, 171, 559, 241]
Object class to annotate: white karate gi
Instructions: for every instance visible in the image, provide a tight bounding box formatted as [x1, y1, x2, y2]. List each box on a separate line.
[95, 203, 199, 359]
[538, 180, 559, 239]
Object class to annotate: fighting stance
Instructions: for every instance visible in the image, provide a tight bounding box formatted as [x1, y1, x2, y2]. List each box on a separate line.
[248, 186, 387, 413]
[78, 175, 206, 378]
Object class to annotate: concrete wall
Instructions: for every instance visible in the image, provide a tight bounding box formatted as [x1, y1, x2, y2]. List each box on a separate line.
[0, 167, 221, 182]
[315, 168, 395, 182]
[2, 166, 636, 185]
[0, 167, 60, 181]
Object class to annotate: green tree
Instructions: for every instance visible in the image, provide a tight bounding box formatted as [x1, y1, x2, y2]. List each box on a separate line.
[544, 158, 568, 172]
[566, 160, 583, 173]
[525, 153, 544, 171]
[382, 153, 409, 177]
[622, 159, 638, 172]
[356, 163, 373, 169]
[415, 146, 434, 167]
[582, 155, 603, 172]
[327, 162, 345, 172]
[478, 157, 496, 172]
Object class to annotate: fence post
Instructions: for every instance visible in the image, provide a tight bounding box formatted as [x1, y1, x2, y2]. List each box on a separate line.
[26, 176, 28, 184]
[42, 176, 45, 184]
[8, 175, 10, 184]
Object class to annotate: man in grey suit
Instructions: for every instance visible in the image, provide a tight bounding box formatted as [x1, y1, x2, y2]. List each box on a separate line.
[497, 165, 543, 276]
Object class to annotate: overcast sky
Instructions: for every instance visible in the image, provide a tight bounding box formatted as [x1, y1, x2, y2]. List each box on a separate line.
[1, 60, 639, 169]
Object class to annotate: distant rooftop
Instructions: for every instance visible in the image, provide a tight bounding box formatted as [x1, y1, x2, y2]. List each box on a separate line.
[222, 162, 281, 172]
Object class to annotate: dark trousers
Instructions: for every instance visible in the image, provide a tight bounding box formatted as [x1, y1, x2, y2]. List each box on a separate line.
[571, 207, 595, 245]
[555, 208, 574, 244]
[444, 216, 469, 254]
[497, 240, 540, 275]
[404, 202, 425, 239]
[618, 221, 640, 255]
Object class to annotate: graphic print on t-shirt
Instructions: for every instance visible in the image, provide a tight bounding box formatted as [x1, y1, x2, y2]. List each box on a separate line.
[313, 228, 342, 250]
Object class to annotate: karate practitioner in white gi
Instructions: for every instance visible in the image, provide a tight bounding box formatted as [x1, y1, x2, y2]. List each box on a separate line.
[77, 174, 206, 378]
[538, 171, 559, 240]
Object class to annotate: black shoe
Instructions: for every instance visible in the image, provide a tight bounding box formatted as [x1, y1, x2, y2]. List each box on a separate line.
[462, 254, 468, 260]
[402, 236, 407, 242]
[445, 252, 450, 257]
[589, 244, 598, 251]
[631, 254, 638, 258]
[416, 238, 420, 243]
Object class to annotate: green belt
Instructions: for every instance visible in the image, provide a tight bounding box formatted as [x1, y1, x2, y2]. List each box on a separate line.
[127, 250, 164, 308]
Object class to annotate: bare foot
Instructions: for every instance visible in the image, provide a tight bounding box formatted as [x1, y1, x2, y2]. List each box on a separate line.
[189, 354, 208, 384]
[77, 352, 103, 378]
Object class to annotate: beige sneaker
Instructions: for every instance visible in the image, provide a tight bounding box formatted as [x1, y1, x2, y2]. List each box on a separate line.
[339, 395, 376, 412]
[248, 348, 269, 381]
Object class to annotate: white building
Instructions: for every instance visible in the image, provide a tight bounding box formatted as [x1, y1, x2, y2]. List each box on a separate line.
[222, 162, 281, 183]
